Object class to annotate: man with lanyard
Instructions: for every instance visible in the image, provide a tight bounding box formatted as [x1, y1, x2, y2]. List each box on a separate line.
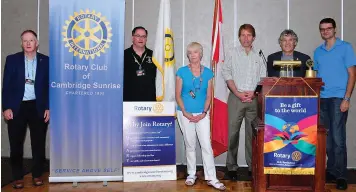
[314, 18, 356, 190]
[2, 30, 49, 189]
[123, 26, 157, 101]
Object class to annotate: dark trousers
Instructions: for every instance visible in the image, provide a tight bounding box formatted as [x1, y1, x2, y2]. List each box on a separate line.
[320, 98, 348, 179]
[7, 100, 48, 180]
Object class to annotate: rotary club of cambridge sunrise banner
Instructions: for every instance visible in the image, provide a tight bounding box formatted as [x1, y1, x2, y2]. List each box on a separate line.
[49, 0, 125, 182]
[264, 96, 318, 175]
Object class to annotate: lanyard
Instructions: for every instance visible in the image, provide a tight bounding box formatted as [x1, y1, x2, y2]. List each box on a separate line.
[25, 57, 36, 80]
[188, 64, 203, 93]
[132, 53, 147, 70]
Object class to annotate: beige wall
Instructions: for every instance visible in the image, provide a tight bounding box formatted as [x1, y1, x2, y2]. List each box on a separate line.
[2, 0, 356, 167]
[344, 0, 356, 168]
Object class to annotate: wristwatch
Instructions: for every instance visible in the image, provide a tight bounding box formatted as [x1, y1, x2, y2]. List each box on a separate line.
[343, 97, 350, 101]
[203, 111, 207, 114]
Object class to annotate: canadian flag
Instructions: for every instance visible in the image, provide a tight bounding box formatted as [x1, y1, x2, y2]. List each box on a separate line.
[211, 0, 229, 157]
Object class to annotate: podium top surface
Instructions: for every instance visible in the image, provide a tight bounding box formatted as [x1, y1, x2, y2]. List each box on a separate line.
[258, 77, 324, 86]
[258, 77, 324, 97]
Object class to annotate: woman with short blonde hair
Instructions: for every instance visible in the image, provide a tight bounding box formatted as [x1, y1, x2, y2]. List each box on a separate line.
[176, 42, 225, 190]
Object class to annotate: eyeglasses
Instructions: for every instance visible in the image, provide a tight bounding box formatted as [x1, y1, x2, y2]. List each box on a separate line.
[319, 27, 334, 32]
[133, 35, 147, 39]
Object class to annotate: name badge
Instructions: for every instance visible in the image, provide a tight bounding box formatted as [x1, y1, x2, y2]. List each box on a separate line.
[189, 90, 196, 99]
[25, 79, 35, 85]
[136, 69, 145, 76]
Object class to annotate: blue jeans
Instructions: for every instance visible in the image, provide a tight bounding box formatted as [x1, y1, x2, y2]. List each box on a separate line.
[320, 98, 348, 179]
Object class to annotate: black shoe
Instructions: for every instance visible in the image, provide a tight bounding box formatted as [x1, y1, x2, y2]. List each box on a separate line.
[326, 172, 336, 183]
[12, 180, 24, 189]
[32, 177, 44, 186]
[227, 171, 237, 181]
[336, 179, 347, 190]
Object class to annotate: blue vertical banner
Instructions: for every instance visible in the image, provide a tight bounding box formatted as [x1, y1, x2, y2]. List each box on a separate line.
[49, 0, 125, 182]
[264, 96, 318, 175]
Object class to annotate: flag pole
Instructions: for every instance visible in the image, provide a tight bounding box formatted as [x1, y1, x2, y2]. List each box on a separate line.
[210, 60, 216, 140]
[210, 0, 218, 140]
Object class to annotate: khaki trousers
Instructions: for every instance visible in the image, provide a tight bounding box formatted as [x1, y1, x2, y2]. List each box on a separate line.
[226, 93, 257, 171]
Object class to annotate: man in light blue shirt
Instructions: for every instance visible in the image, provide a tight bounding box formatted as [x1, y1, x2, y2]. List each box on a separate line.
[2, 30, 49, 189]
[314, 18, 356, 190]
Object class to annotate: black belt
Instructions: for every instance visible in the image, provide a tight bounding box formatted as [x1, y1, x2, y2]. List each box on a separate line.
[22, 100, 36, 103]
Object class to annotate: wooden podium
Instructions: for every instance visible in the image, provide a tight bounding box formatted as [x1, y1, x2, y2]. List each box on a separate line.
[252, 77, 326, 192]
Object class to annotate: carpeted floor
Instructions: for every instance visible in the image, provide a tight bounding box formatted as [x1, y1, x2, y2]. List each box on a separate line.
[2, 157, 356, 187]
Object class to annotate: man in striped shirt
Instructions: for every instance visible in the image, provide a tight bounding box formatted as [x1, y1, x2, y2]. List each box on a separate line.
[222, 24, 266, 180]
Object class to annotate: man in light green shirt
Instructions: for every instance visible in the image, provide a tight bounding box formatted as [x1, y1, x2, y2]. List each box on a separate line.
[222, 24, 266, 180]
